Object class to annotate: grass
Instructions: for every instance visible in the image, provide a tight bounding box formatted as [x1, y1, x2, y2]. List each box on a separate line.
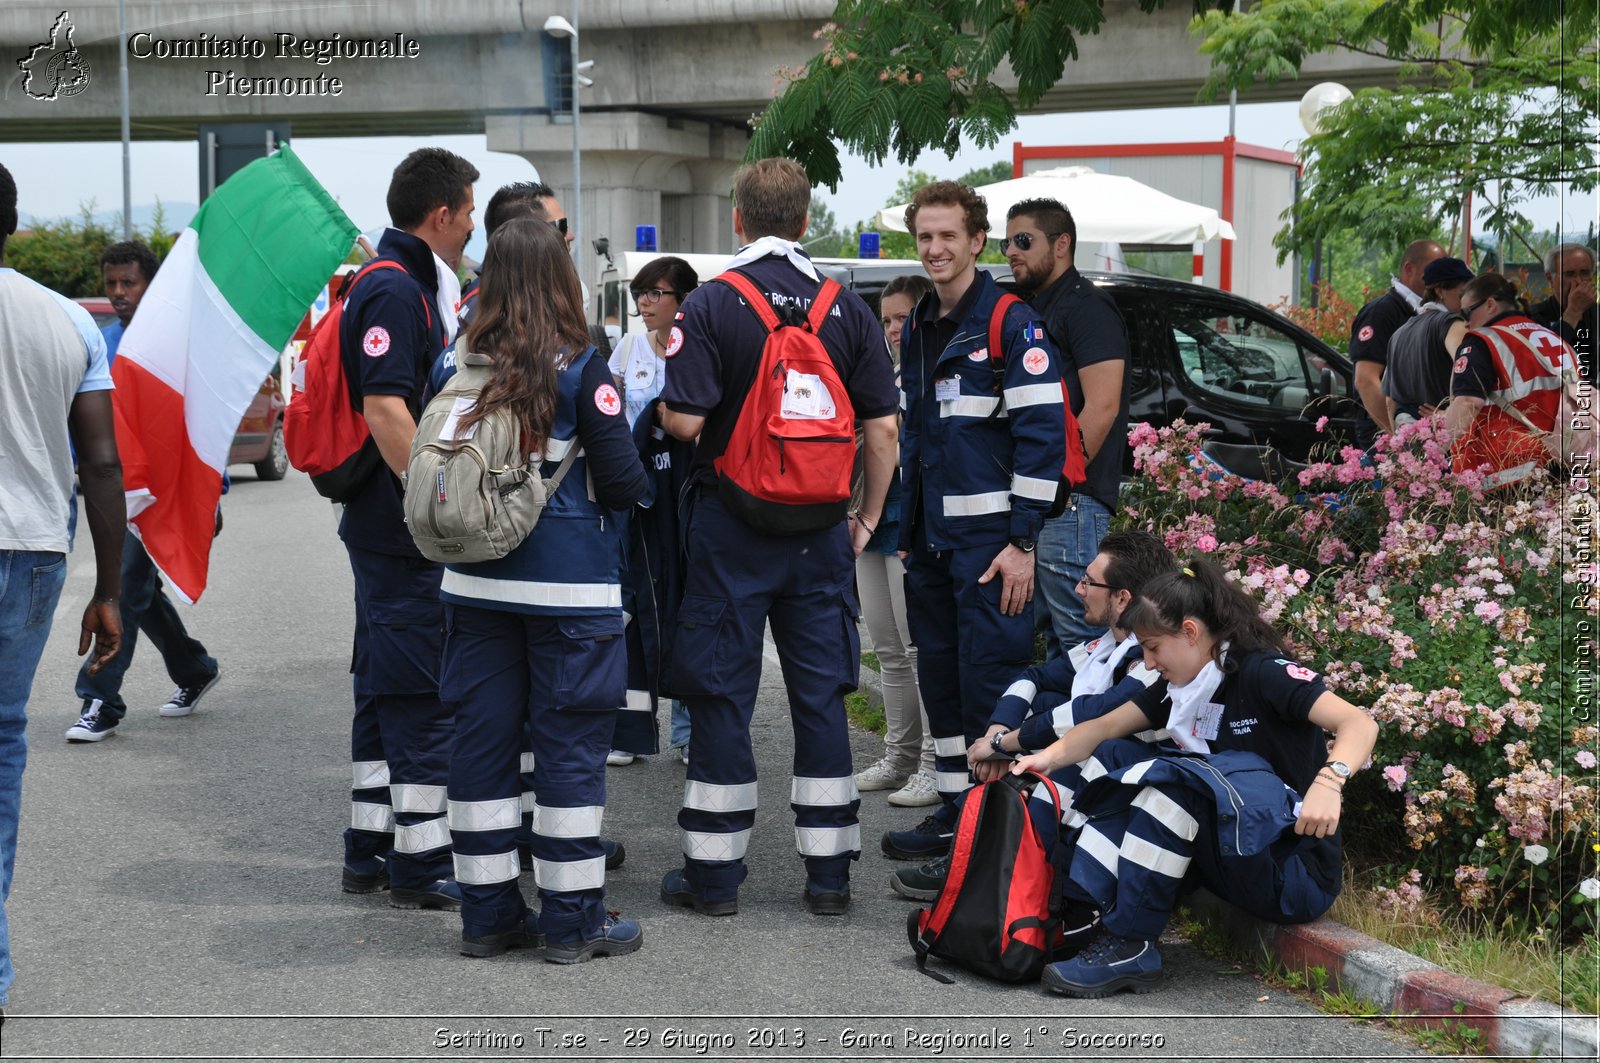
[1329, 884, 1600, 1016]
[859, 651, 880, 672]
[845, 690, 885, 736]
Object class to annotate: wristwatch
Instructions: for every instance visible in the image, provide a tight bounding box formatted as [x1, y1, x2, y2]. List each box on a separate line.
[1324, 760, 1351, 780]
[990, 731, 1011, 757]
[1008, 536, 1037, 554]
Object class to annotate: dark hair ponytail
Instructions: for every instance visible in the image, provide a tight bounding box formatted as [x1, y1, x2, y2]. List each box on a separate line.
[1119, 557, 1288, 669]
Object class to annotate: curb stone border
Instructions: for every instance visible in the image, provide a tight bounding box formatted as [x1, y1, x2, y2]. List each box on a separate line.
[1186, 889, 1600, 1061]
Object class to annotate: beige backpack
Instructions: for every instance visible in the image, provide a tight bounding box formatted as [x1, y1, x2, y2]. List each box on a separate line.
[403, 351, 579, 563]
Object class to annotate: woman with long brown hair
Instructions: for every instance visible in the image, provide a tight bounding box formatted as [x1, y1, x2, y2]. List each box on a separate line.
[435, 217, 648, 963]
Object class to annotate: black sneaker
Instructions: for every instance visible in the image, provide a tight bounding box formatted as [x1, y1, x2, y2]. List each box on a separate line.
[889, 853, 950, 900]
[461, 911, 543, 958]
[659, 869, 738, 916]
[544, 913, 643, 964]
[160, 673, 220, 718]
[881, 814, 954, 860]
[803, 882, 850, 916]
[341, 855, 389, 894]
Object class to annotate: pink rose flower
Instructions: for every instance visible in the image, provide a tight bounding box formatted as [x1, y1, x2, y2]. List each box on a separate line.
[1196, 533, 1218, 553]
[1577, 750, 1598, 770]
[1382, 765, 1407, 791]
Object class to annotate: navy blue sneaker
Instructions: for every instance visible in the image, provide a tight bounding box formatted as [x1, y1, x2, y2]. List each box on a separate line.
[803, 880, 850, 916]
[461, 910, 543, 958]
[881, 814, 954, 860]
[389, 878, 463, 911]
[544, 913, 643, 964]
[889, 852, 949, 901]
[659, 869, 738, 916]
[65, 699, 118, 743]
[341, 855, 389, 894]
[1042, 931, 1162, 998]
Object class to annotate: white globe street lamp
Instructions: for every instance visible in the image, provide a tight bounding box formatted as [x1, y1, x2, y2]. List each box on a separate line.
[1299, 82, 1353, 137]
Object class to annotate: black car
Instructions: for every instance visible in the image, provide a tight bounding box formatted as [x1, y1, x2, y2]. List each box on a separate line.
[826, 262, 1360, 465]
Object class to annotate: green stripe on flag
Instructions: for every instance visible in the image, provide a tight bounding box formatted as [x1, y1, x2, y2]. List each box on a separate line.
[191, 144, 359, 350]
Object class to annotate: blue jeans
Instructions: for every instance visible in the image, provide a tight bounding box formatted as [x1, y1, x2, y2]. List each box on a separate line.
[1034, 495, 1112, 659]
[0, 549, 69, 1005]
[669, 699, 689, 750]
[76, 535, 216, 721]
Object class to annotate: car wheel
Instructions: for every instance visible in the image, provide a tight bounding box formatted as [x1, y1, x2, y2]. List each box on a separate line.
[255, 421, 288, 481]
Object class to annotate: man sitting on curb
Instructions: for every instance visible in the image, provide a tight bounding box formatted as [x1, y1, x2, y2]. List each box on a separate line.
[889, 529, 1175, 899]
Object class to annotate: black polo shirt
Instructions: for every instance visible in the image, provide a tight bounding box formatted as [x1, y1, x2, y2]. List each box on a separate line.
[1030, 266, 1129, 511]
[1349, 286, 1418, 446]
[1531, 295, 1598, 385]
[662, 252, 898, 486]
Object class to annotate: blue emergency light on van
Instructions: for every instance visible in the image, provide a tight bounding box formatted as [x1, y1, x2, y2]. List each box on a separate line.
[635, 225, 658, 252]
[858, 232, 880, 259]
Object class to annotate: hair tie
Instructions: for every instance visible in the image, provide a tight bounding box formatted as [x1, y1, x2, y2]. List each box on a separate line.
[1182, 566, 1195, 578]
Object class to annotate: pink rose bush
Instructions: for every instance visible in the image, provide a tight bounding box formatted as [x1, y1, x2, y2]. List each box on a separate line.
[1118, 418, 1598, 939]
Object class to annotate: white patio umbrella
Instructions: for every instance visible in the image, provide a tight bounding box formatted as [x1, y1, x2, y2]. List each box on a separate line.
[877, 165, 1236, 274]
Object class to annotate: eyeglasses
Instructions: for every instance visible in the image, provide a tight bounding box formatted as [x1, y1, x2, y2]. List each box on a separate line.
[550, 218, 568, 235]
[999, 231, 1059, 254]
[631, 287, 678, 305]
[1076, 574, 1121, 592]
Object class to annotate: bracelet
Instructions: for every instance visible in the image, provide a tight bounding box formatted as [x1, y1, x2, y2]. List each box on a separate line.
[1317, 767, 1346, 786]
[851, 510, 877, 533]
[93, 596, 117, 604]
[1312, 777, 1344, 797]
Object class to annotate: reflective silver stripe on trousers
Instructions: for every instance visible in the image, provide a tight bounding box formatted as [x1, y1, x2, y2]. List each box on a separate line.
[932, 735, 967, 757]
[1078, 824, 1120, 876]
[1079, 756, 1108, 783]
[940, 396, 1003, 418]
[791, 776, 858, 807]
[534, 855, 606, 893]
[684, 779, 758, 812]
[520, 792, 536, 814]
[439, 570, 622, 610]
[532, 803, 604, 838]
[351, 801, 395, 833]
[1131, 787, 1200, 841]
[935, 770, 970, 794]
[352, 760, 389, 790]
[1003, 679, 1037, 704]
[455, 849, 520, 885]
[795, 823, 861, 857]
[1012, 474, 1059, 502]
[681, 828, 752, 861]
[520, 752, 536, 773]
[1121, 833, 1191, 879]
[1134, 728, 1169, 744]
[1003, 382, 1061, 409]
[942, 491, 1010, 517]
[392, 783, 447, 814]
[394, 815, 450, 854]
[621, 688, 651, 713]
[448, 797, 522, 833]
[1118, 759, 1155, 786]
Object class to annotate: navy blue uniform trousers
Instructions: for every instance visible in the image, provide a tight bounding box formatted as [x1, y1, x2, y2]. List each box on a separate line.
[442, 604, 622, 941]
[344, 544, 453, 889]
[665, 493, 862, 896]
[905, 541, 1037, 815]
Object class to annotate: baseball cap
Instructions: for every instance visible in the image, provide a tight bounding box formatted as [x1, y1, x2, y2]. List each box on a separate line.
[1423, 257, 1474, 286]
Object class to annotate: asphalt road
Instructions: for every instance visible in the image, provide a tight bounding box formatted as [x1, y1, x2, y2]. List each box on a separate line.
[1, 470, 1427, 1062]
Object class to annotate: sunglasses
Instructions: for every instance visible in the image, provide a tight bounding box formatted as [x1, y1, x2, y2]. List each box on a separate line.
[550, 218, 568, 235]
[630, 287, 678, 305]
[1461, 299, 1488, 319]
[999, 231, 1059, 254]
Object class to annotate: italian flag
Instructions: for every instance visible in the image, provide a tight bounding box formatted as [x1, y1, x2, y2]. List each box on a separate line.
[113, 144, 357, 602]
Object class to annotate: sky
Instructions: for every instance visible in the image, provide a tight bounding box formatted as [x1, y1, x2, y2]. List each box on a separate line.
[4, 99, 1594, 268]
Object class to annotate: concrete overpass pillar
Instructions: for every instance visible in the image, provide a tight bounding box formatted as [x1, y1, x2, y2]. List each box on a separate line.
[488, 111, 745, 290]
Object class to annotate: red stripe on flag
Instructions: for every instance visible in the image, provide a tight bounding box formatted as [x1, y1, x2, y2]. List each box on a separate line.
[111, 358, 222, 603]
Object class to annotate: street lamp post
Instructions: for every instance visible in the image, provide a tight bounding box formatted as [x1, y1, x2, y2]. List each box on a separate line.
[543, 11, 593, 289]
[1299, 82, 1352, 310]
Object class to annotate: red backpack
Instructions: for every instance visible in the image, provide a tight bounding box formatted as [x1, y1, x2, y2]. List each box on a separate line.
[908, 771, 1068, 983]
[987, 292, 1088, 493]
[284, 260, 432, 502]
[711, 270, 856, 535]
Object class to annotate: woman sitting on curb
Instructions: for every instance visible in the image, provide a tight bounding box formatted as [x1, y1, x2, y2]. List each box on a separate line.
[1006, 558, 1378, 998]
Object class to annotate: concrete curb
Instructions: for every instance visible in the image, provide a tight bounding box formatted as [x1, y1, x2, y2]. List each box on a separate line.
[1186, 889, 1600, 1061]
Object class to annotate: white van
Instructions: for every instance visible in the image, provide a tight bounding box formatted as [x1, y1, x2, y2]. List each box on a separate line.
[593, 250, 930, 335]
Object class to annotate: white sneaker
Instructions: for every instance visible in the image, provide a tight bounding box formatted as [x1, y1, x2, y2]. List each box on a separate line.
[887, 770, 941, 807]
[605, 750, 637, 766]
[854, 756, 912, 792]
[673, 745, 690, 766]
